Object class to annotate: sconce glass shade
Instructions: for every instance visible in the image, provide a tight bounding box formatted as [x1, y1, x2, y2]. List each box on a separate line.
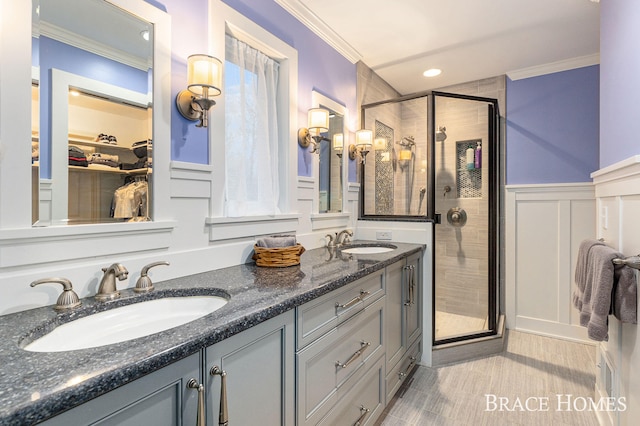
[333, 133, 344, 151]
[399, 149, 412, 161]
[308, 108, 329, 133]
[187, 54, 222, 98]
[373, 137, 386, 150]
[355, 129, 373, 151]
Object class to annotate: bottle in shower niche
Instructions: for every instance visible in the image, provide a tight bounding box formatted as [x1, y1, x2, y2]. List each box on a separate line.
[466, 145, 475, 170]
[474, 142, 482, 169]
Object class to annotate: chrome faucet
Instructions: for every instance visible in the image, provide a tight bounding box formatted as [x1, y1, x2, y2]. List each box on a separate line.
[96, 263, 128, 301]
[336, 229, 353, 246]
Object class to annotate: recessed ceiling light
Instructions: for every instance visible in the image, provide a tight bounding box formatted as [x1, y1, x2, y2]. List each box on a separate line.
[423, 68, 442, 78]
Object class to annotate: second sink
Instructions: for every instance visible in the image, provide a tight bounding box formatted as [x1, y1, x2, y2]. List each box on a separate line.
[340, 243, 397, 254]
[23, 295, 228, 352]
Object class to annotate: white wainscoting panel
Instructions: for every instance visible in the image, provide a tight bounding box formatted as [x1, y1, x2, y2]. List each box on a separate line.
[591, 156, 640, 426]
[505, 183, 595, 342]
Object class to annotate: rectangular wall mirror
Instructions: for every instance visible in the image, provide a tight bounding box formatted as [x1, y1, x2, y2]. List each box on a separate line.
[32, 0, 154, 225]
[313, 91, 347, 214]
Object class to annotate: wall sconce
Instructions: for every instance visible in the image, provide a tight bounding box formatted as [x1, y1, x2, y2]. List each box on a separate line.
[176, 54, 222, 128]
[332, 133, 344, 158]
[298, 108, 329, 153]
[349, 129, 373, 164]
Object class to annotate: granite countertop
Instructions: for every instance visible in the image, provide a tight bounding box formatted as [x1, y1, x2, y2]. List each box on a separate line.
[0, 241, 423, 425]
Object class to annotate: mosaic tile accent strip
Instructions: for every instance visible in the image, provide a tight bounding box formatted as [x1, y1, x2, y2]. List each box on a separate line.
[374, 120, 394, 215]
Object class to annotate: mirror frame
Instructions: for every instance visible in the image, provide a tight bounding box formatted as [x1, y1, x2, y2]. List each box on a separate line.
[0, 0, 172, 267]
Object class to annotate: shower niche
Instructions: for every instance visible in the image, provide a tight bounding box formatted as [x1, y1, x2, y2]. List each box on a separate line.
[456, 139, 482, 199]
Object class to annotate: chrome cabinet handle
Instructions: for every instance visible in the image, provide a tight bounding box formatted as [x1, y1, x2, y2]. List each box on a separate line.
[354, 405, 371, 426]
[336, 341, 371, 369]
[409, 265, 415, 305]
[186, 378, 205, 426]
[398, 356, 417, 379]
[336, 290, 370, 310]
[210, 366, 229, 426]
[403, 265, 416, 306]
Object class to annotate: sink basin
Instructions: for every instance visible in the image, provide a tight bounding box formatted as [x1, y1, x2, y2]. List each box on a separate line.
[341, 244, 397, 255]
[23, 296, 228, 352]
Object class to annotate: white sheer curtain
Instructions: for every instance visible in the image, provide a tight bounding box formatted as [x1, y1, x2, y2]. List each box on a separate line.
[224, 34, 280, 217]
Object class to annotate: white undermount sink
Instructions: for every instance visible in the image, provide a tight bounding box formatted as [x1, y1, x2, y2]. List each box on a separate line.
[23, 296, 228, 352]
[341, 244, 397, 255]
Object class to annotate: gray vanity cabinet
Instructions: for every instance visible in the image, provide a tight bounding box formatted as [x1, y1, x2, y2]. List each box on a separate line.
[384, 252, 422, 402]
[39, 352, 200, 426]
[204, 311, 295, 426]
[296, 270, 386, 425]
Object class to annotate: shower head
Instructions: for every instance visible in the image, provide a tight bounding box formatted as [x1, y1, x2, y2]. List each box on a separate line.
[436, 126, 447, 142]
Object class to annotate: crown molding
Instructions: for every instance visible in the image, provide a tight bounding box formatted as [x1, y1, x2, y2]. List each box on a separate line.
[275, 0, 362, 64]
[39, 21, 150, 71]
[506, 53, 600, 81]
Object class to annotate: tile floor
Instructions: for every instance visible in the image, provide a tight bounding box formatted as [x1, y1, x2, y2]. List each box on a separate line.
[378, 330, 599, 425]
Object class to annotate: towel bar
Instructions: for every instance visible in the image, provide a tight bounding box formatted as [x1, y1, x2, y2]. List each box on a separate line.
[612, 255, 640, 270]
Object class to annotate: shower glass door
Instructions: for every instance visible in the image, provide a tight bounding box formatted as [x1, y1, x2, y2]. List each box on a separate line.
[432, 91, 499, 344]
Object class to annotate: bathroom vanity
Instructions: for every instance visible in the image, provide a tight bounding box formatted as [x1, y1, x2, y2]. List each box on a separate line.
[0, 242, 423, 425]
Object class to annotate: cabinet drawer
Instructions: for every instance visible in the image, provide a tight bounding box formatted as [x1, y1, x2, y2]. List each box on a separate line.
[318, 355, 385, 426]
[297, 270, 384, 350]
[385, 337, 422, 403]
[297, 296, 384, 425]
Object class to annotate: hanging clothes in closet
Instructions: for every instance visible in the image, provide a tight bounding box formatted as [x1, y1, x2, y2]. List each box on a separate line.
[111, 177, 148, 220]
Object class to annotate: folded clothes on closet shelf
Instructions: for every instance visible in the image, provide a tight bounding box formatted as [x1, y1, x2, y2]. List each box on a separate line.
[68, 146, 88, 167]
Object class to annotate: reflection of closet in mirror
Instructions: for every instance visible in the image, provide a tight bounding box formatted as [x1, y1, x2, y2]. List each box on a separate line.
[66, 89, 151, 224]
[318, 106, 344, 213]
[33, 0, 154, 225]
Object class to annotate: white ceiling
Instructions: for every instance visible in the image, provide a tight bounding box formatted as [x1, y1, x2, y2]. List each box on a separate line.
[278, 0, 600, 95]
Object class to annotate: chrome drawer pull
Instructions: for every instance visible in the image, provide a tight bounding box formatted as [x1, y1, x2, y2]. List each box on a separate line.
[336, 290, 370, 310]
[398, 356, 417, 379]
[354, 405, 371, 426]
[186, 378, 205, 426]
[336, 340, 371, 369]
[210, 366, 229, 426]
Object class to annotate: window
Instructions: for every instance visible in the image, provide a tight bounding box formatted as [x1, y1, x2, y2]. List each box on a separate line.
[224, 34, 280, 217]
[206, 1, 298, 241]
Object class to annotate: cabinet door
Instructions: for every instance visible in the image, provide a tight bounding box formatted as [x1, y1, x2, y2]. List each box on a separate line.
[40, 352, 200, 426]
[405, 252, 422, 346]
[205, 311, 295, 426]
[385, 260, 405, 370]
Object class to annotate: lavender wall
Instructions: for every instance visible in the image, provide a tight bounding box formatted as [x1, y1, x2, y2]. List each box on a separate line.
[600, 1, 640, 168]
[161, 0, 210, 163]
[505, 66, 599, 184]
[222, 0, 357, 178]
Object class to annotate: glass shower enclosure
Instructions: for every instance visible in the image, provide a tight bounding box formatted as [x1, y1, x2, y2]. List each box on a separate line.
[361, 91, 500, 345]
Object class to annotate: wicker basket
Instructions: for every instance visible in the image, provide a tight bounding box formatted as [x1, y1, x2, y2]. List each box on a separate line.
[252, 244, 306, 267]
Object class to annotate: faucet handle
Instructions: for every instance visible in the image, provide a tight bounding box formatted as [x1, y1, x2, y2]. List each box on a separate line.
[31, 277, 82, 311]
[135, 261, 170, 293]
